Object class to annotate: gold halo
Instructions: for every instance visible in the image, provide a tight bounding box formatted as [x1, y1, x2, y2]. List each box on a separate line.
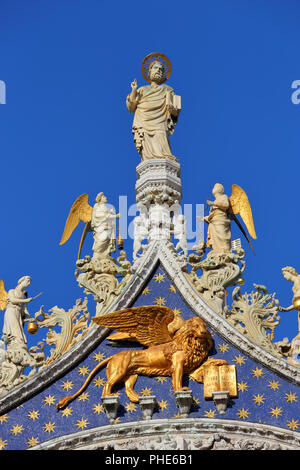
[141, 52, 172, 83]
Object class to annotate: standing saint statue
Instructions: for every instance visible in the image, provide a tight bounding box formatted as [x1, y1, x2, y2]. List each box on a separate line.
[126, 53, 181, 162]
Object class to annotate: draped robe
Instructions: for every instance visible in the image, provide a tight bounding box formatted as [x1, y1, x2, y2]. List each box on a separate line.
[91, 203, 116, 258]
[3, 289, 28, 345]
[206, 199, 232, 253]
[127, 83, 178, 161]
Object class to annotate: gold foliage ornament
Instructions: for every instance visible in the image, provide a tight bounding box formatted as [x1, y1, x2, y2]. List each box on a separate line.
[229, 184, 257, 254]
[57, 305, 227, 409]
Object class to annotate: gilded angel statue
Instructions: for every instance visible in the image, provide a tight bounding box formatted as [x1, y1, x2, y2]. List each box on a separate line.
[60, 192, 120, 259]
[56, 305, 227, 408]
[198, 183, 257, 253]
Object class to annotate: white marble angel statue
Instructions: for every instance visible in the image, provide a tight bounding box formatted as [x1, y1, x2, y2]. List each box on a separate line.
[198, 183, 257, 253]
[133, 213, 149, 260]
[282, 267, 300, 303]
[148, 203, 172, 242]
[60, 192, 120, 259]
[126, 53, 181, 162]
[0, 277, 41, 347]
[173, 213, 188, 258]
[282, 266, 300, 331]
[280, 266, 300, 361]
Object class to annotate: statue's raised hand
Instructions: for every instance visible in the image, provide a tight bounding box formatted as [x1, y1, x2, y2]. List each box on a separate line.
[129, 79, 142, 104]
[131, 79, 138, 91]
[129, 79, 138, 103]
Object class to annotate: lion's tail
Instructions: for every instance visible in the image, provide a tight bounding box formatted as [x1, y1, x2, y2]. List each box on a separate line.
[56, 356, 111, 410]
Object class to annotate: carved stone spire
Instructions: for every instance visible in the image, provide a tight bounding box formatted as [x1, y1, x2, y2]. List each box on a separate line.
[133, 158, 187, 264]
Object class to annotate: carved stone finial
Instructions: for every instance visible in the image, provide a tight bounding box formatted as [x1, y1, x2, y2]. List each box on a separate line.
[139, 395, 157, 420]
[174, 389, 193, 418]
[102, 395, 120, 424]
[212, 390, 230, 415]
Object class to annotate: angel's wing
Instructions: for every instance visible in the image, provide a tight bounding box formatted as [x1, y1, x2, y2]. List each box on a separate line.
[77, 220, 91, 259]
[93, 305, 176, 347]
[60, 194, 93, 246]
[0, 280, 8, 311]
[229, 184, 257, 240]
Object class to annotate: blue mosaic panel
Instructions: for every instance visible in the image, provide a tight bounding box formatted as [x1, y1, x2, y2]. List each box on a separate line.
[0, 264, 300, 450]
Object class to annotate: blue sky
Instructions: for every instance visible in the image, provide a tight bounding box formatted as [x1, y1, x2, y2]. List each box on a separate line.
[0, 0, 300, 348]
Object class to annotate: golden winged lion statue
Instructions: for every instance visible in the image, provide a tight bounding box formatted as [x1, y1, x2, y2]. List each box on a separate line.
[199, 183, 257, 254]
[57, 305, 227, 408]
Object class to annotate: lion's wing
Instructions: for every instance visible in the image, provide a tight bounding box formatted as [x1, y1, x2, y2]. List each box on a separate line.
[93, 305, 175, 346]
